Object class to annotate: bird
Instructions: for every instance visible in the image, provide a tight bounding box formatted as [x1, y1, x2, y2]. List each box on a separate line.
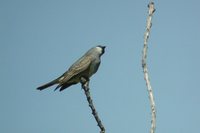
[36, 45, 106, 91]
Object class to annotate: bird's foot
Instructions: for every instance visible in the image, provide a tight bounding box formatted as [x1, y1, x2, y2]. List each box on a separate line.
[80, 77, 89, 89]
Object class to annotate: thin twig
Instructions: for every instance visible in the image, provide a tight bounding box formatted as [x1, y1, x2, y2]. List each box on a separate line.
[80, 77, 105, 133]
[142, 2, 156, 133]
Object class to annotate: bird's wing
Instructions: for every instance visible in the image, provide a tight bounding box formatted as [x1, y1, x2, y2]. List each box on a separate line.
[60, 55, 92, 83]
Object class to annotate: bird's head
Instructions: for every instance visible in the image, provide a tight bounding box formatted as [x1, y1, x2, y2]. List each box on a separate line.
[95, 45, 106, 56]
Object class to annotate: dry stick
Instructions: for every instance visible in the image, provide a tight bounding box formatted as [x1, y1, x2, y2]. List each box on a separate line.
[142, 2, 156, 133]
[80, 77, 105, 133]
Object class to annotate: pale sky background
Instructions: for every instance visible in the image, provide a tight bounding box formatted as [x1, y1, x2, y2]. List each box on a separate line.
[1, 0, 200, 133]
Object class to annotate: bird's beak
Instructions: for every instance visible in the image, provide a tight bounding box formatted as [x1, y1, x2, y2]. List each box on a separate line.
[102, 46, 106, 50]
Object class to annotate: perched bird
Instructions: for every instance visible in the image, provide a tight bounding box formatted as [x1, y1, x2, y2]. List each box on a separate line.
[36, 45, 106, 91]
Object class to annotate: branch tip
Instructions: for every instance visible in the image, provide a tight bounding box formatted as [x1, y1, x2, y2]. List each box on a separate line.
[81, 77, 105, 133]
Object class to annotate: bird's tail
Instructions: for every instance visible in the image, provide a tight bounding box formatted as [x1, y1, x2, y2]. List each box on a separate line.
[36, 79, 59, 91]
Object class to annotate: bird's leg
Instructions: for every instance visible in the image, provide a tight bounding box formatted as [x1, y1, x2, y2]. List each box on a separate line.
[80, 77, 90, 90]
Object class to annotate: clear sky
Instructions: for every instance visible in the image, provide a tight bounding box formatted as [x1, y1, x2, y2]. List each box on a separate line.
[1, 0, 200, 133]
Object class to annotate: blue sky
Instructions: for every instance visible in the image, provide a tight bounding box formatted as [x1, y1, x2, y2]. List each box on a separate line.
[1, 0, 200, 133]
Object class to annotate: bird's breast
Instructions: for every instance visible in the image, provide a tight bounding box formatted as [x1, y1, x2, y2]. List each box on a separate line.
[88, 60, 100, 77]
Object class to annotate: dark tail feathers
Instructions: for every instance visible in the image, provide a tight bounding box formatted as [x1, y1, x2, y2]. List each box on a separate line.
[37, 79, 58, 91]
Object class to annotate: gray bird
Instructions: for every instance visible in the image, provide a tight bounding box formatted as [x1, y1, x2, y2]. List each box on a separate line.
[36, 45, 106, 91]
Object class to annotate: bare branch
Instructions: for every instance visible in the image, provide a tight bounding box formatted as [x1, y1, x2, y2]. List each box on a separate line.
[142, 2, 156, 133]
[80, 77, 105, 133]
